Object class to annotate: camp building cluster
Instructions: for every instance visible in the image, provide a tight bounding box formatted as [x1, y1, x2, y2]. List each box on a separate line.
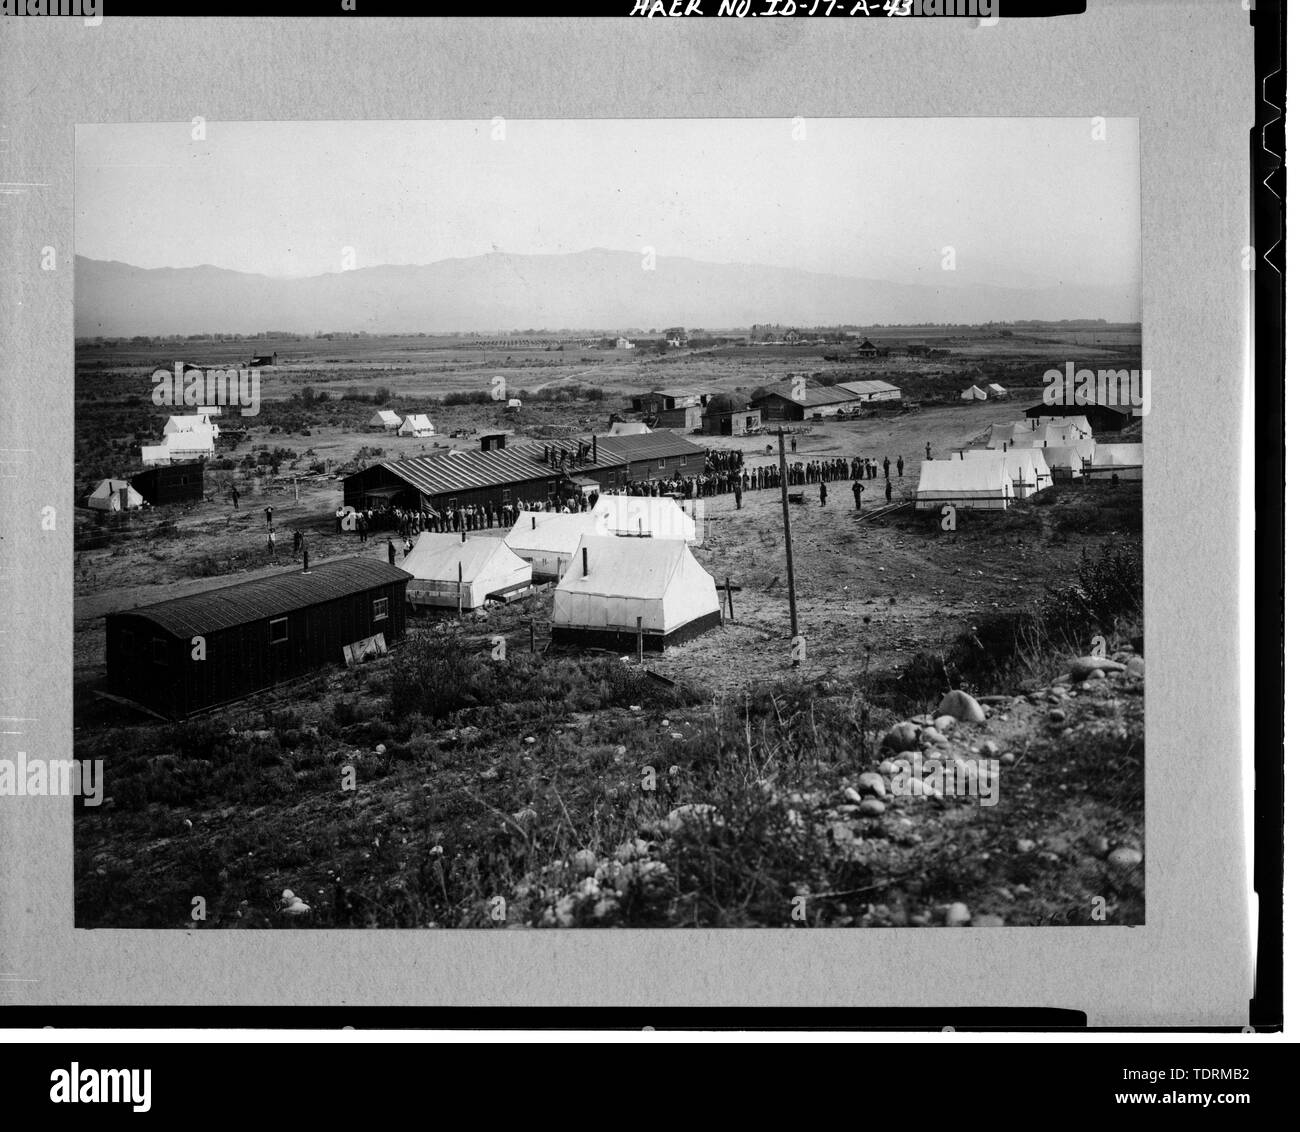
[103, 426, 729, 719]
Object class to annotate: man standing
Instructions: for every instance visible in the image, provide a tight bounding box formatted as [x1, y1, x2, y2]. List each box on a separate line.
[231, 484, 240, 509]
[852, 478, 864, 510]
[387, 539, 397, 566]
[267, 529, 276, 559]
[265, 505, 273, 530]
[885, 479, 893, 502]
[734, 480, 743, 510]
[896, 456, 904, 478]
[883, 458, 890, 481]
[819, 480, 828, 507]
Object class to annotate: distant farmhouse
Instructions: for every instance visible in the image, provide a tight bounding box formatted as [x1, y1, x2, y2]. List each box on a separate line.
[248, 352, 279, 367]
[857, 338, 890, 358]
[664, 327, 689, 348]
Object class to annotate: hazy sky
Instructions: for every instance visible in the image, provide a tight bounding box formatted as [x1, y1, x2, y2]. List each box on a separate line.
[77, 118, 1140, 306]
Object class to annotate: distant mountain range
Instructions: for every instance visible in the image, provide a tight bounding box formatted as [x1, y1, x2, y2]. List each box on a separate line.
[74, 249, 1135, 337]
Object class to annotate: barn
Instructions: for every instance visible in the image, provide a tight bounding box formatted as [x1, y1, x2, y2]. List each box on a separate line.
[342, 433, 709, 515]
[702, 395, 762, 436]
[751, 382, 859, 422]
[836, 379, 901, 405]
[131, 461, 205, 506]
[104, 559, 411, 718]
[633, 389, 704, 430]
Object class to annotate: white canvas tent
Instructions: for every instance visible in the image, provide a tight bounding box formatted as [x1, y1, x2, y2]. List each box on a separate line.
[952, 448, 1052, 499]
[960, 385, 988, 401]
[87, 478, 145, 512]
[504, 511, 609, 580]
[607, 421, 651, 436]
[1089, 443, 1143, 480]
[1042, 445, 1084, 478]
[1067, 436, 1097, 464]
[398, 414, 436, 437]
[368, 410, 402, 430]
[1023, 422, 1085, 449]
[915, 459, 1013, 510]
[986, 382, 1009, 398]
[402, 533, 532, 609]
[985, 424, 1022, 450]
[589, 494, 697, 543]
[1043, 414, 1093, 438]
[551, 535, 721, 651]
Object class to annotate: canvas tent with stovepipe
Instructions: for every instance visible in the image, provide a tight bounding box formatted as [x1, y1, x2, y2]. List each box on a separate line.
[1042, 445, 1084, 479]
[401, 532, 532, 609]
[1088, 443, 1144, 480]
[87, 478, 145, 512]
[950, 448, 1051, 499]
[551, 535, 721, 651]
[915, 459, 1012, 510]
[959, 385, 987, 401]
[369, 410, 402, 430]
[589, 494, 697, 543]
[504, 511, 609, 580]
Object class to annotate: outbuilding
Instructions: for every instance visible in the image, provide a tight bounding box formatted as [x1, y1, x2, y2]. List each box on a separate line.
[104, 558, 410, 718]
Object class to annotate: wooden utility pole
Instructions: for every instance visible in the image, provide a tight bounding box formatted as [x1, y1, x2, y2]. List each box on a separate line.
[777, 429, 799, 649]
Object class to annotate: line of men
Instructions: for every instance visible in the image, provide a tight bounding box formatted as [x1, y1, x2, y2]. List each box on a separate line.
[740, 455, 904, 490]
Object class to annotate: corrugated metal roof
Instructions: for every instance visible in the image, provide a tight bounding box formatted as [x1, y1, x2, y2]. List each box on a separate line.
[108, 558, 411, 638]
[597, 432, 704, 462]
[371, 434, 706, 498]
[754, 382, 858, 407]
[837, 380, 900, 397]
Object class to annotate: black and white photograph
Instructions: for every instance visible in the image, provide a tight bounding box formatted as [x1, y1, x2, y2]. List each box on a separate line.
[68, 116, 1147, 931]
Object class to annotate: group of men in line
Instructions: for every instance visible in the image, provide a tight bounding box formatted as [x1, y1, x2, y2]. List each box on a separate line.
[333, 489, 603, 542]
[738, 454, 905, 491]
